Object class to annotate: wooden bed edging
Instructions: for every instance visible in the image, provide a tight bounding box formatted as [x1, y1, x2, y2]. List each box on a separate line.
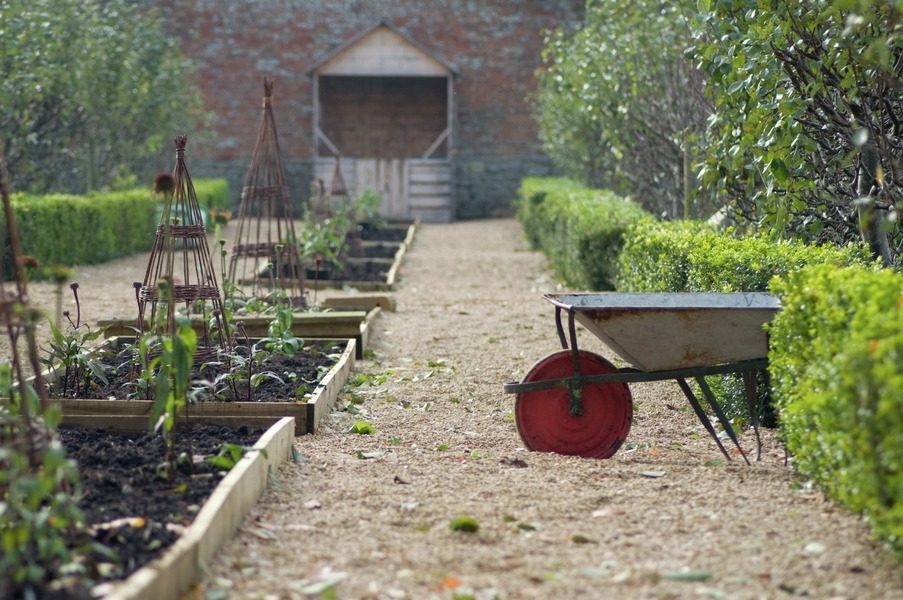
[56, 338, 356, 435]
[103, 416, 295, 600]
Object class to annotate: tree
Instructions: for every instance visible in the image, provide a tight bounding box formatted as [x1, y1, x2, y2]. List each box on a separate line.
[693, 0, 903, 263]
[0, 0, 206, 193]
[534, 0, 712, 218]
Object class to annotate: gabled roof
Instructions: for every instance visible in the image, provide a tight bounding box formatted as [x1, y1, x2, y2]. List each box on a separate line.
[307, 20, 459, 77]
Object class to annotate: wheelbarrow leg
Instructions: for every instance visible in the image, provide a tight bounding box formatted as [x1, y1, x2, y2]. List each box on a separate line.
[694, 376, 751, 466]
[742, 370, 762, 461]
[676, 378, 733, 462]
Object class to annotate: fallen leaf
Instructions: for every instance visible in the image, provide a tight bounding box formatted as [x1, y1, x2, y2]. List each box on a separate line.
[640, 470, 666, 478]
[803, 541, 825, 556]
[571, 534, 596, 544]
[246, 526, 277, 541]
[663, 570, 712, 582]
[440, 575, 462, 589]
[356, 450, 384, 460]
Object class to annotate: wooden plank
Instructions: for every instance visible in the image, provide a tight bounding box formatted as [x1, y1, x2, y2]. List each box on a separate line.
[98, 311, 369, 340]
[105, 417, 295, 600]
[60, 415, 282, 433]
[408, 196, 452, 209]
[318, 28, 449, 77]
[306, 338, 357, 433]
[322, 294, 396, 312]
[409, 183, 452, 196]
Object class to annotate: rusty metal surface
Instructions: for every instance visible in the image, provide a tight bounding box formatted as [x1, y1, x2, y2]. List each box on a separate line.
[544, 292, 781, 371]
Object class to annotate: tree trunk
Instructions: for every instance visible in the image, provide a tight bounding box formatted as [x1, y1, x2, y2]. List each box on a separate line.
[856, 145, 894, 267]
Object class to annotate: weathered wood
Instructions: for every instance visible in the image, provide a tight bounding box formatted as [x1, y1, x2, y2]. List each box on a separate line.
[306, 331, 357, 433]
[317, 27, 449, 77]
[322, 294, 396, 312]
[104, 417, 295, 600]
[410, 183, 452, 196]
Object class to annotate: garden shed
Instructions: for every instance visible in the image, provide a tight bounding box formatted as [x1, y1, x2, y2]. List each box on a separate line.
[308, 21, 457, 222]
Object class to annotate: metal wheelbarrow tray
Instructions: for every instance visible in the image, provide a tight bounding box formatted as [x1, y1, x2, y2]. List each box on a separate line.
[503, 292, 782, 462]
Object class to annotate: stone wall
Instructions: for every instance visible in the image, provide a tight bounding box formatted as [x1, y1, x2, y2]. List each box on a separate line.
[159, 0, 584, 217]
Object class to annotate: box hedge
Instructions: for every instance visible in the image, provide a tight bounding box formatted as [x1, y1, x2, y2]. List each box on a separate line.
[769, 265, 902, 552]
[514, 177, 649, 290]
[3, 179, 229, 271]
[617, 220, 872, 293]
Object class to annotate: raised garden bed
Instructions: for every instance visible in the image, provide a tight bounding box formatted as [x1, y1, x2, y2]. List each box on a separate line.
[47, 336, 355, 435]
[64, 417, 295, 599]
[99, 306, 379, 360]
[360, 221, 416, 243]
[307, 221, 416, 291]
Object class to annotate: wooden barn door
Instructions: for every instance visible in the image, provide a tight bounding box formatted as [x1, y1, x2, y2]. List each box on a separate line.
[315, 157, 453, 221]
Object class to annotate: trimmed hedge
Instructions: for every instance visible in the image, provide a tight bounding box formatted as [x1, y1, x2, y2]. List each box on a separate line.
[4, 179, 229, 269]
[514, 177, 649, 290]
[617, 220, 872, 293]
[769, 265, 902, 552]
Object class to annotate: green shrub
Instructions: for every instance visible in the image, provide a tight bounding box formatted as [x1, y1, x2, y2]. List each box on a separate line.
[685, 235, 873, 292]
[2, 179, 229, 273]
[616, 220, 714, 292]
[192, 178, 231, 212]
[514, 177, 649, 290]
[617, 220, 872, 293]
[769, 265, 903, 552]
[515, 177, 583, 250]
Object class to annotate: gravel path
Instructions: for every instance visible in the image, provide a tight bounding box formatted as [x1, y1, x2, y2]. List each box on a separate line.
[187, 219, 903, 600]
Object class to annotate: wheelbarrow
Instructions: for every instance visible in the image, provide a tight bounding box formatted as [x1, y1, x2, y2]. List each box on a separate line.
[503, 293, 782, 462]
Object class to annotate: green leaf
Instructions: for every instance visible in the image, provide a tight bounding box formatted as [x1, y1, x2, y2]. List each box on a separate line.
[663, 570, 713, 582]
[348, 420, 375, 435]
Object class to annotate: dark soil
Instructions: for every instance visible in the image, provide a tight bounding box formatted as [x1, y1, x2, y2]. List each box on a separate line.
[49, 340, 343, 402]
[360, 223, 409, 242]
[360, 241, 401, 259]
[59, 424, 266, 589]
[306, 258, 390, 283]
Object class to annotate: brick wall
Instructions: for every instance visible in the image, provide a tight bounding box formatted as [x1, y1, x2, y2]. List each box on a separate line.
[159, 0, 584, 217]
[321, 76, 447, 158]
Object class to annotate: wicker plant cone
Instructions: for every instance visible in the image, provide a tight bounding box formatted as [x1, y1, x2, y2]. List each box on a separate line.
[229, 78, 306, 307]
[138, 136, 229, 360]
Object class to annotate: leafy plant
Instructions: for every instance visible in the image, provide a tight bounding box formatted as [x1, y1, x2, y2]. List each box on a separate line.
[142, 318, 198, 478]
[0, 0, 208, 194]
[692, 0, 903, 260]
[299, 214, 348, 272]
[769, 264, 903, 553]
[514, 177, 650, 289]
[0, 363, 100, 598]
[41, 283, 109, 397]
[534, 0, 710, 217]
[206, 442, 266, 470]
[260, 301, 303, 355]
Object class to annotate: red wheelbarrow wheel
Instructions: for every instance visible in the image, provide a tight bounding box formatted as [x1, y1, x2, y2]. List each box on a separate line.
[515, 350, 632, 458]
